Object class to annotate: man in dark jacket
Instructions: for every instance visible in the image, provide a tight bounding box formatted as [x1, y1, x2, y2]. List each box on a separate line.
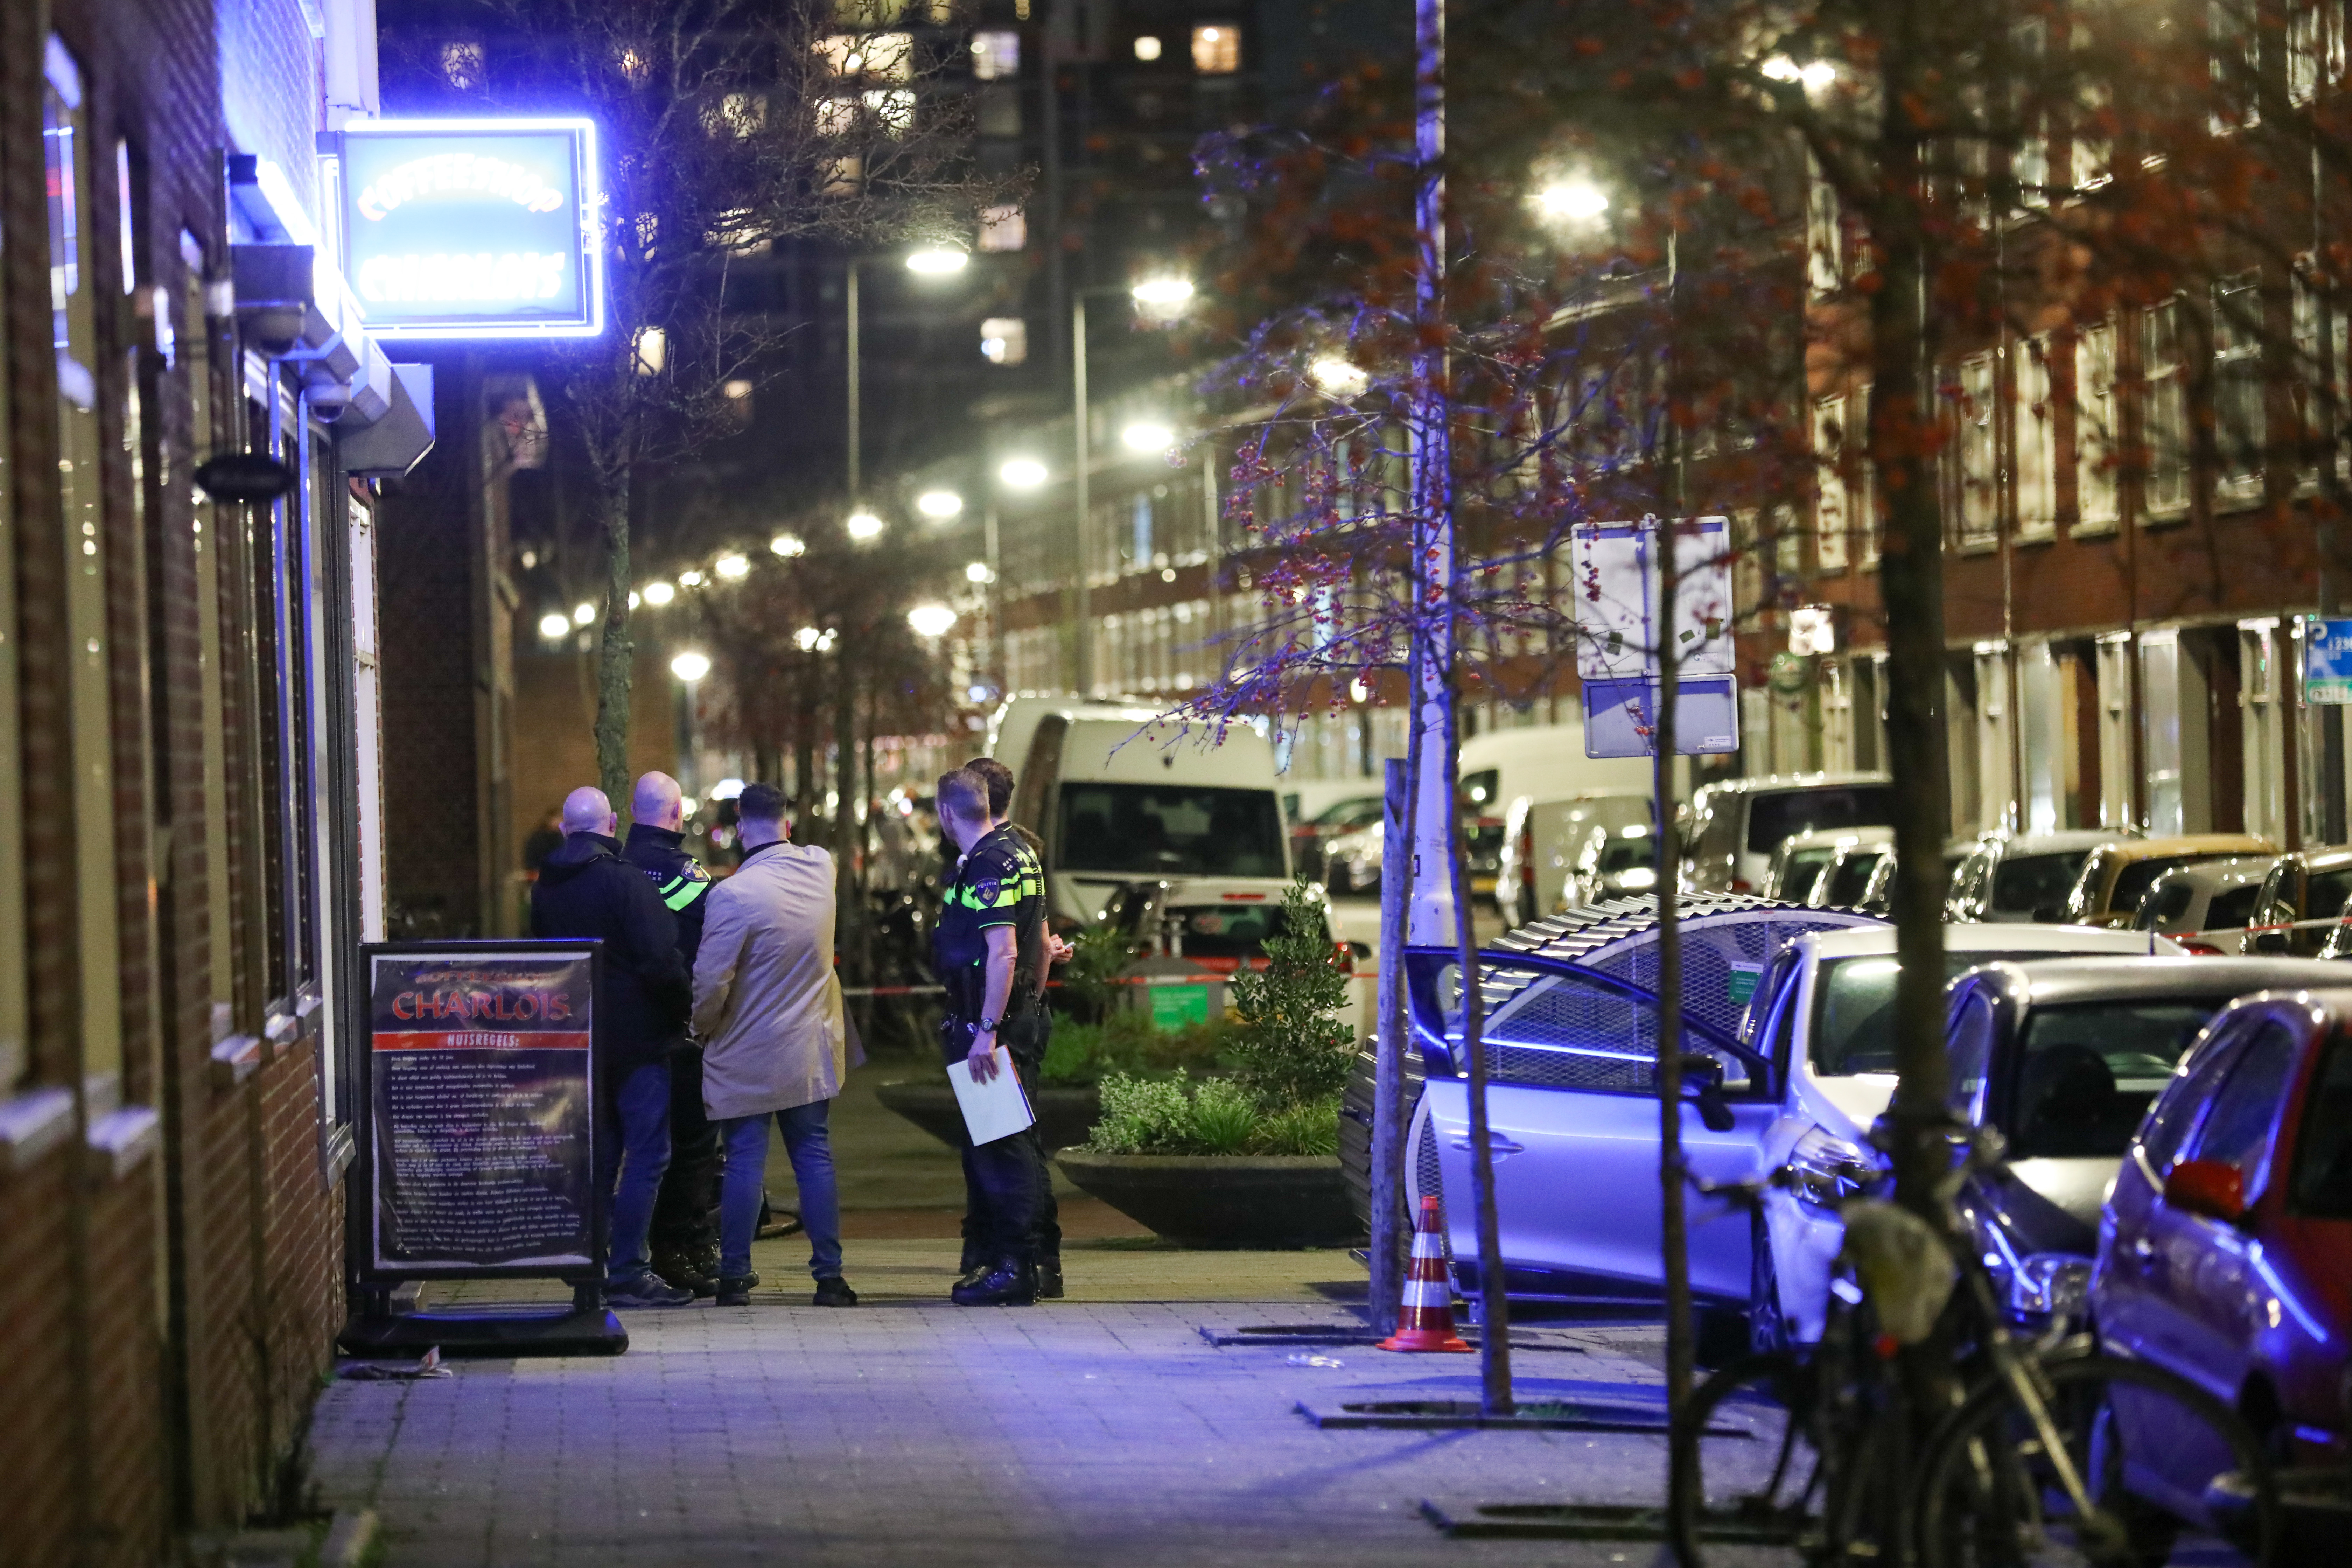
[624, 771, 721, 1296]
[531, 785, 695, 1308]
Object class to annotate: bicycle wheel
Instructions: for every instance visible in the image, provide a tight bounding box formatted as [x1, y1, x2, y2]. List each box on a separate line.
[1671, 1353, 1832, 1567]
[1917, 1353, 2275, 1568]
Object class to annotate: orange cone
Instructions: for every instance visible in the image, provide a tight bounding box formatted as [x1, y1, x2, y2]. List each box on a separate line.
[1379, 1195, 1472, 1352]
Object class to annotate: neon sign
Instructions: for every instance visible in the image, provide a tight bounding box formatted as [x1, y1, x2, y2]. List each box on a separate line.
[338, 118, 603, 340]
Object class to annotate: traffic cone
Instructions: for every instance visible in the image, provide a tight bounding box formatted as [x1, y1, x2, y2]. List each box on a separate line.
[1379, 1195, 1472, 1352]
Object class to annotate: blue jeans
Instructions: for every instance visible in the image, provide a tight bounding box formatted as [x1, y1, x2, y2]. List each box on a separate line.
[600, 1061, 673, 1287]
[719, 1100, 844, 1281]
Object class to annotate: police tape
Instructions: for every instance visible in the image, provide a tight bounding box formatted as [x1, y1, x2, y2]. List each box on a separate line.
[839, 970, 1380, 999]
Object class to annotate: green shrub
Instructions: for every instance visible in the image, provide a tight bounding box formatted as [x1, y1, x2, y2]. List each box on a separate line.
[1085, 1072, 1196, 1154]
[1254, 1095, 1342, 1157]
[1227, 878, 1357, 1106]
[1036, 1011, 1235, 1085]
[1187, 1078, 1262, 1153]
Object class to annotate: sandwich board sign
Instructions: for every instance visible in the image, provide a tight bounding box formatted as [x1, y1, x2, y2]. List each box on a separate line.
[344, 940, 625, 1355]
[1572, 517, 1742, 757]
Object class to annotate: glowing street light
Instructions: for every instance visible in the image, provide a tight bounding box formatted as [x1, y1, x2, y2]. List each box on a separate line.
[1130, 275, 1194, 315]
[965, 560, 994, 584]
[770, 532, 806, 558]
[916, 489, 964, 519]
[1763, 56, 1838, 92]
[670, 650, 712, 682]
[678, 568, 706, 587]
[905, 247, 969, 275]
[571, 601, 597, 626]
[714, 552, 749, 580]
[628, 590, 641, 609]
[538, 612, 572, 640]
[907, 602, 959, 638]
[1534, 180, 1610, 222]
[1309, 356, 1369, 397]
[1121, 421, 1175, 454]
[846, 510, 886, 542]
[999, 456, 1048, 488]
[796, 626, 822, 651]
[642, 580, 676, 606]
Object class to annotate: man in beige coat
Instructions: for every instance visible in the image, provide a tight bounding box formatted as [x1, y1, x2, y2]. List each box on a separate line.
[693, 783, 861, 1306]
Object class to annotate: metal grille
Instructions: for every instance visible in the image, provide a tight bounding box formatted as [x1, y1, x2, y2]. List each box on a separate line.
[1475, 972, 1658, 1091]
[1482, 1043, 1655, 1092]
[1413, 1112, 1444, 1212]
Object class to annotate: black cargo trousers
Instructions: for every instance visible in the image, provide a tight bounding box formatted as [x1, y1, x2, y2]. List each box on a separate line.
[648, 1041, 720, 1279]
[943, 1008, 1049, 1272]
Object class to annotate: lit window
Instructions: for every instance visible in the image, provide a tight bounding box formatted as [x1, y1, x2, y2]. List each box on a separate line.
[833, 0, 908, 23]
[971, 30, 1019, 80]
[817, 98, 858, 137]
[981, 317, 1028, 365]
[1134, 35, 1163, 61]
[2076, 321, 2119, 527]
[864, 89, 916, 134]
[1191, 24, 1239, 74]
[979, 204, 1026, 252]
[816, 32, 913, 79]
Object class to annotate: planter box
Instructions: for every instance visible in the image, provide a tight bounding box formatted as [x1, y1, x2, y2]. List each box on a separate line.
[873, 1079, 1101, 1152]
[1054, 1149, 1362, 1250]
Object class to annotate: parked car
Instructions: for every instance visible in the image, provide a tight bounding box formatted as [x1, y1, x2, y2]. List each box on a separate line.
[1455, 722, 1647, 827]
[1287, 790, 1386, 884]
[1805, 835, 1891, 910]
[2094, 984, 2352, 1536]
[1763, 826, 1895, 904]
[1946, 829, 2129, 923]
[1499, 790, 1651, 927]
[1097, 875, 1343, 968]
[1938, 956, 2337, 1338]
[1851, 838, 1977, 918]
[2130, 857, 2273, 954]
[1562, 821, 1664, 910]
[1321, 805, 1507, 904]
[1742, 925, 2191, 1350]
[1367, 896, 1883, 1361]
[2062, 834, 2276, 928]
[2244, 846, 2352, 957]
[1683, 773, 1895, 895]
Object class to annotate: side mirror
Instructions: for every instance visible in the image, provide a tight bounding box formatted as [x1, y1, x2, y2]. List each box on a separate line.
[1679, 1054, 1737, 1132]
[2163, 1158, 2246, 1223]
[2249, 927, 2289, 954]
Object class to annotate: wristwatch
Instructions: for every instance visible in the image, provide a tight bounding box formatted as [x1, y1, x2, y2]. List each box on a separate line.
[973, 1016, 1002, 1034]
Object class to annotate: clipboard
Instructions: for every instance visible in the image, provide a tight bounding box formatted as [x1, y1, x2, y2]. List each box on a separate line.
[945, 1046, 1036, 1144]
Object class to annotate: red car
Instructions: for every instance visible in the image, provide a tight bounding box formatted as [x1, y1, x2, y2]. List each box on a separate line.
[2093, 986, 2352, 1540]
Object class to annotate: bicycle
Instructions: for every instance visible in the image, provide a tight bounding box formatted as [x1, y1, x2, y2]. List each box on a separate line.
[1669, 1123, 2276, 1568]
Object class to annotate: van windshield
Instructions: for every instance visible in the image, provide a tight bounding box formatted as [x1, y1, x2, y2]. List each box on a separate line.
[1746, 786, 1896, 855]
[1057, 784, 1287, 878]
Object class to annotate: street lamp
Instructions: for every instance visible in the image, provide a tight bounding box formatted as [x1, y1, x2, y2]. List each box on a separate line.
[642, 580, 676, 606]
[1130, 275, 1194, 318]
[1310, 356, 1370, 398]
[714, 552, 749, 580]
[999, 456, 1048, 488]
[770, 532, 806, 558]
[538, 611, 570, 640]
[916, 489, 964, 519]
[678, 568, 705, 587]
[849, 246, 972, 514]
[965, 560, 993, 584]
[907, 602, 958, 637]
[670, 650, 712, 682]
[1121, 421, 1175, 454]
[846, 509, 885, 542]
[1534, 180, 1609, 222]
[905, 247, 969, 275]
[571, 601, 596, 626]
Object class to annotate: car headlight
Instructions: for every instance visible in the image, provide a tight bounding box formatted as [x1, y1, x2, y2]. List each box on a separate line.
[1784, 1127, 1877, 1211]
[2009, 1253, 2092, 1320]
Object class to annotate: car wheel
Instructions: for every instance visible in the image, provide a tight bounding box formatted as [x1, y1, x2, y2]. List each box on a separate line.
[1748, 1211, 1791, 1359]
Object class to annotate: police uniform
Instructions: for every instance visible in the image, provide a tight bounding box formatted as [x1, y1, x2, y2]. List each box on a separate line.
[934, 823, 1048, 1298]
[624, 822, 720, 1293]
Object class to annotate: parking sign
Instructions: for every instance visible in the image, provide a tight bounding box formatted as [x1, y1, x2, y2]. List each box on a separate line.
[2307, 617, 2352, 704]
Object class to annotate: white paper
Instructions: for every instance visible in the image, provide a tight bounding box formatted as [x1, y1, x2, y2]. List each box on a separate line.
[945, 1046, 1036, 1145]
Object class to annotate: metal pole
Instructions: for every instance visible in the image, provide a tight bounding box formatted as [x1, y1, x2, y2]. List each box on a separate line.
[1073, 293, 1092, 696]
[984, 495, 1003, 691]
[1367, 757, 1411, 1336]
[861, 261, 870, 500]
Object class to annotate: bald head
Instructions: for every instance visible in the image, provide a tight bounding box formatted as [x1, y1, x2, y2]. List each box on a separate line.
[632, 771, 684, 831]
[561, 786, 617, 837]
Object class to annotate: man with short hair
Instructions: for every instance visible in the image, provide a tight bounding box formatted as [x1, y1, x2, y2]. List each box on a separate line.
[933, 767, 1048, 1305]
[531, 786, 695, 1308]
[959, 756, 1064, 1297]
[694, 782, 859, 1307]
[625, 771, 722, 1297]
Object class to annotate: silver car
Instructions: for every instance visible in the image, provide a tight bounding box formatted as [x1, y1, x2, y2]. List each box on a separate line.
[2130, 856, 2273, 955]
[1946, 829, 2130, 923]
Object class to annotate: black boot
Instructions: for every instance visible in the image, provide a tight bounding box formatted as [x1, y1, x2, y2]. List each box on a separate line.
[951, 1257, 1037, 1306]
[714, 1270, 761, 1307]
[1036, 1256, 1064, 1300]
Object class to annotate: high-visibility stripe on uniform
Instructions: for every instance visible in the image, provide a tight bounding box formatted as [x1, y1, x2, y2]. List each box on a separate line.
[659, 873, 710, 911]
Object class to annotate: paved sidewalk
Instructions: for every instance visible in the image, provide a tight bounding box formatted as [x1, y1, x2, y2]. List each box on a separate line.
[311, 1300, 1687, 1568]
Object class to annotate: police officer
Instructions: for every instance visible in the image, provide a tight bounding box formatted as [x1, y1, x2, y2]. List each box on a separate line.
[623, 772, 721, 1297]
[961, 756, 1063, 1297]
[932, 766, 1046, 1306]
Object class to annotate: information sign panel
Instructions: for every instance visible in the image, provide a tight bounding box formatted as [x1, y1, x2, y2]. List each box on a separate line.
[2306, 616, 2352, 704]
[1570, 516, 1735, 679]
[339, 118, 603, 339]
[1583, 676, 1742, 757]
[363, 944, 601, 1275]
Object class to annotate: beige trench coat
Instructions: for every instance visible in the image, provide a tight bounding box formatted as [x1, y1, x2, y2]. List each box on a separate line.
[692, 841, 860, 1120]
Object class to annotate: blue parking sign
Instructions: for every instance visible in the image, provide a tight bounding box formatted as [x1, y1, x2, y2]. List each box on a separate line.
[2308, 617, 2352, 705]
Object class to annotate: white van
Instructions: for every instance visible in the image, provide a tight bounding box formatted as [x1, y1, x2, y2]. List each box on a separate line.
[1498, 790, 1654, 927]
[1456, 720, 1651, 818]
[986, 695, 1294, 926]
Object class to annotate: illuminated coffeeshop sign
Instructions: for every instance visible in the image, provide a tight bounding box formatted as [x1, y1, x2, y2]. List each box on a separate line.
[338, 118, 603, 339]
